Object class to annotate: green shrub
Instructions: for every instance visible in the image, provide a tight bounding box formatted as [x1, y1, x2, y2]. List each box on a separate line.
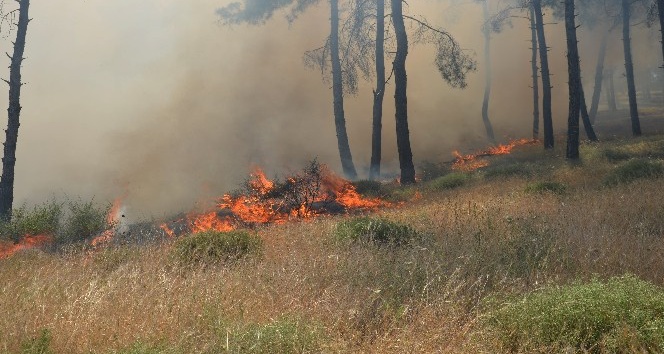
[419, 160, 450, 182]
[525, 181, 567, 195]
[484, 164, 533, 179]
[352, 180, 389, 197]
[171, 230, 262, 266]
[602, 148, 632, 162]
[335, 217, 421, 246]
[20, 329, 53, 354]
[484, 275, 664, 353]
[429, 173, 469, 191]
[56, 200, 114, 245]
[0, 201, 61, 242]
[227, 318, 322, 353]
[603, 158, 664, 186]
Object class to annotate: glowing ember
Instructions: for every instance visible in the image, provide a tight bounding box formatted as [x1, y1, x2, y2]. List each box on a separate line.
[0, 234, 52, 259]
[452, 138, 537, 171]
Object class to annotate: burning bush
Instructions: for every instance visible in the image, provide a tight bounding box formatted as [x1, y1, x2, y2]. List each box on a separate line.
[334, 217, 422, 246]
[171, 230, 262, 266]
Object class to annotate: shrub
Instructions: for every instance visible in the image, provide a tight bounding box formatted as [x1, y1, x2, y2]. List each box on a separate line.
[227, 318, 322, 353]
[419, 160, 450, 182]
[484, 275, 664, 353]
[352, 180, 389, 197]
[602, 148, 632, 162]
[171, 230, 262, 266]
[429, 173, 469, 191]
[0, 201, 61, 242]
[603, 158, 664, 186]
[525, 181, 567, 195]
[334, 217, 421, 246]
[484, 163, 533, 180]
[56, 200, 114, 245]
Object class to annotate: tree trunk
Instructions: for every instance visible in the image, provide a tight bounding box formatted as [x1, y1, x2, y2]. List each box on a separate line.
[606, 67, 618, 111]
[622, 0, 641, 136]
[369, 0, 385, 181]
[658, 0, 664, 70]
[391, 0, 415, 185]
[533, 0, 554, 149]
[579, 82, 598, 141]
[589, 31, 608, 123]
[0, 0, 30, 220]
[481, 0, 496, 143]
[565, 0, 581, 159]
[530, 7, 540, 140]
[330, 0, 358, 179]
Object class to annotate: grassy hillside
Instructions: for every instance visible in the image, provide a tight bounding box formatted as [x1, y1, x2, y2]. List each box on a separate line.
[2, 131, 664, 353]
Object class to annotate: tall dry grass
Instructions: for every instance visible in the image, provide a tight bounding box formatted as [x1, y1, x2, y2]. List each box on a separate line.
[1, 135, 664, 353]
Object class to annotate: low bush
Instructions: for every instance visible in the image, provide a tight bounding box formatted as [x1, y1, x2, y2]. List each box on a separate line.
[603, 158, 664, 186]
[418, 160, 450, 182]
[484, 163, 533, 180]
[525, 181, 567, 195]
[352, 180, 389, 197]
[484, 275, 664, 353]
[429, 172, 469, 191]
[0, 201, 61, 242]
[334, 217, 422, 246]
[171, 230, 262, 266]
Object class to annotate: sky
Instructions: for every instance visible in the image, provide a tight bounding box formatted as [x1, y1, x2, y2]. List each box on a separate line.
[0, 0, 660, 218]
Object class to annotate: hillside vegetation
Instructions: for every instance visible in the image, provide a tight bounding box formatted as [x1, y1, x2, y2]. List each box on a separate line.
[2, 132, 664, 353]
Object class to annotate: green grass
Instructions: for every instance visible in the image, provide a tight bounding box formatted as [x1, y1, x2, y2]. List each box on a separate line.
[428, 172, 469, 191]
[483, 163, 534, 179]
[484, 275, 664, 353]
[171, 230, 262, 267]
[525, 181, 567, 195]
[334, 217, 422, 246]
[603, 158, 664, 186]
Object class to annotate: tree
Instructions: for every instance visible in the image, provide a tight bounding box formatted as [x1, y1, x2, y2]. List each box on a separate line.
[532, 0, 554, 149]
[530, 6, 540, 140]
[564, 0, 582, 159]
[622, 0, 642, 136]
[659, 0, 664, 69]
[369, 0, 385, 180]
[0, 0, 30, 220]
[480, 0, 496, 143]
[219, 0, 358, 179]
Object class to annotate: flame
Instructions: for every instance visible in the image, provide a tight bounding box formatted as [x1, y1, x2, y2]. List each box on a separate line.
[159, 223, 176, 238]
[0, 234, 52, 259]
[452, 138, 537, 171]
[89, 197, 123, 247]
[189, 211, 234, 233]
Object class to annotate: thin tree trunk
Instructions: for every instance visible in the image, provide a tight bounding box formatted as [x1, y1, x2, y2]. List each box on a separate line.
[565, 0, 581, 159]
[481, 0, 496, 143]
[391, 0, 415, 185]
[530, 7, 540, 140]
[659, 0, 664, 70]
[606, 67, 618, 111]
[0, 0, 30, 220]
[533, 0, 554, 149]
[589, 30, 608, 123]
[622, 0, 641, 136]
[369, 0, 385, 181]
[580, 82, 598, 141]
[330, 0, 358, 179]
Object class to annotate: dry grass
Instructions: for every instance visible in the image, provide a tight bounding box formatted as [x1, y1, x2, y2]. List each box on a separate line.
[2, 134, 664, 353]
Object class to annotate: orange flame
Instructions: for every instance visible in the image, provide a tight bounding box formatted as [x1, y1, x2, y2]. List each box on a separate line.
[89, 197, 123, 247]
[159, 223, 176, 238]
[452, 138, 537, 171]
[0, 234, 52, 259]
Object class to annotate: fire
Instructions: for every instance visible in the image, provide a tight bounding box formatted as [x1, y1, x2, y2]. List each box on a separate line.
[452, 138, 537, 171]
[89, 197, 124, 247]
[0, 234, 52, 259]
[159, 223, 176, 238]
[189, 211, 234, 233]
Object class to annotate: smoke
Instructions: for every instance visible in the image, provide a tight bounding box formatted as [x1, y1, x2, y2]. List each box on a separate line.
[0, 0, 660, 217]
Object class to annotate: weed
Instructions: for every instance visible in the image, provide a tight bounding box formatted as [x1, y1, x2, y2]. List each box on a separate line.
[525, 181, 567, 195]
[603, 159, 664, 186]
[484, 275, 664, 353]
[171, 230, 262, 266]
[334, 217, 422, 246]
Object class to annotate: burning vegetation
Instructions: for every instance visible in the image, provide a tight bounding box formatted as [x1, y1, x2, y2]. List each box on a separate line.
[452, 138, 538, 171]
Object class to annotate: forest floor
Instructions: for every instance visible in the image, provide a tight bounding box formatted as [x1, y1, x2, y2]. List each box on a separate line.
[2, 109, 664, 353]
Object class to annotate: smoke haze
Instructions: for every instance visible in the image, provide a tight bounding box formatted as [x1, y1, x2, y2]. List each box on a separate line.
[2, 0, 661, 217]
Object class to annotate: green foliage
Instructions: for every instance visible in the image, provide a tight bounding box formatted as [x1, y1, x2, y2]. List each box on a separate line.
[603, 159, 664, 186]
[20, 329, 53, 354]
[226, 318, 322, 354]
[484, 163, 533, 179]
[351, 180, 389, 198]
[484, 275, 664, 353]
[525, 181, 567, 195]
[418, 160, 450, 182]
[334, 217, 422, 246]
[171, 230, 262, 267]
[56, 200, 114, 245]
[0, 201, 61, 242]
[429, 172, 469, 191]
